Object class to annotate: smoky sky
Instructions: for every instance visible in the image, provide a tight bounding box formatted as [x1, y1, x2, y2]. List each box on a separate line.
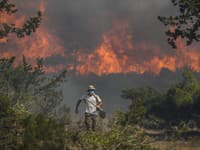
[46, 0, 178, 51]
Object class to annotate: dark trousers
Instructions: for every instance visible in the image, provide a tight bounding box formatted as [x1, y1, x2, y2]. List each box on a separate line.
[84, 113, 97, 131]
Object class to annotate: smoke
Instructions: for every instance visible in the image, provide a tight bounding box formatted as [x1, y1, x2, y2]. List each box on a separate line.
[47, 0, 176, 50]
[1, 0, 200, 113]
[2, 0, 199, 75]
[64, 70, 200, 114]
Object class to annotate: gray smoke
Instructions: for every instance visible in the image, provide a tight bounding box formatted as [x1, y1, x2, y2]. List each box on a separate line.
[46, 0, 177, 51]
[45, 0, 181, 113]
[9, 0, 197, 114]
[63, 70, 180, 114]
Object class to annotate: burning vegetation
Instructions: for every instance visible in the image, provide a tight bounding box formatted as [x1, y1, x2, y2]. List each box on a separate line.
[0, 0, 200, 76]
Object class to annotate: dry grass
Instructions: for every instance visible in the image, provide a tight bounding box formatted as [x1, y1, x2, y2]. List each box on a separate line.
[150, 138, 200, 150]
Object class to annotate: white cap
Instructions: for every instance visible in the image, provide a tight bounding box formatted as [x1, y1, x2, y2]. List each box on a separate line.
[88, 85, 96, 91]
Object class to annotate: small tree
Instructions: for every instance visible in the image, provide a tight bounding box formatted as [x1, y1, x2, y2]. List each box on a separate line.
[126, 98, 147, 125]
[0, 56, 67, 116]
[0, 0, 42, 39]
[166, 70, 199, 107]
[120, 87, 159, 125]
[0, 57, 68, 149]
[158, 0, 200, 48]
[121, 87, 161, 108]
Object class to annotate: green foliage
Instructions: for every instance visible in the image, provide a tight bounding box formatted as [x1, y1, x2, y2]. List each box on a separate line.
[120, 70, 200, 128]
[0, 2, 71, 148]
[121, 87, 160, 102]
[0, 0, 42, 39]
[139, 116, 165, 129]
[56, 105, 71, 125]
[21, 114, 66, 150]
[121, 87, 161, 126]
[113, 109, 127, 126]
[127, 98, 147, 125]
[181, 70, 200, 93]
[13, 102, 31, 120]
[0, 57, 67, 116]
[166, 86, 193, 107]
[0, 95, 67, 149]
[113, 99, 147, 126]
[165, 70, 200, 108]
[0, 96, 24, 149]
[0, 57, 159, 150]
[0, 0, 17, 13]
[0, 95, 12, 118]
[70, 126, 156, 150]
[0, 54, 70, 149]
[122, 87, 161, 109]
[158, 0, 200, 48]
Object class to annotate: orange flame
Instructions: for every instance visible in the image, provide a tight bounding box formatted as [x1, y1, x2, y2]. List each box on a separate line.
[74, 22, 200, 75]
[0, 1, 199, 75]
[0, 0, 65, 67]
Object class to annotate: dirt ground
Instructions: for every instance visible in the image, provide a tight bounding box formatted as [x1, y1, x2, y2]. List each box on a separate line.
[150, 139, 200, 150]
[143, 128, 200, 150]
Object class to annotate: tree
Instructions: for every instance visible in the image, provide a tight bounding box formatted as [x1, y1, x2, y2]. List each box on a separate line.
[0, 57, 68, 149]
[0, 56, 67, 116]
[121, 87, 161, 108]
[166, 70, 199, 107]
[158, 0, 200, 48]
[21, 114, 66, 150]
[181, 69, 200, 94]
[121, 87, 160, 125]
[0, 96, 25, 149]
[166, 86, 193, 107]
[120, 70, 200, 128]
[0, 0, 42, 39]
[0, 1, 69, 149]
[126, 98, 147, 125]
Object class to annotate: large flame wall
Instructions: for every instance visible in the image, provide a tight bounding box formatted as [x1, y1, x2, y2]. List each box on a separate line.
[0, 1, 199, 75]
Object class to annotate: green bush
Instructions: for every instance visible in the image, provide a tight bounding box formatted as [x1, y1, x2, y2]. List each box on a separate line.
[21, 114, 66, 150]
[121, 70, 200, 129]
[76, 126, 156, 150]
[127, 98, 147, 125]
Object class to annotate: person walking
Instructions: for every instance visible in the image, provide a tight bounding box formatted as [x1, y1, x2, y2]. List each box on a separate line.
[75, 85, 103, 131]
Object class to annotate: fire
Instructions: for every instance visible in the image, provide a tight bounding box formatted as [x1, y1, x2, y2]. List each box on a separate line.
[74, 22, 200, 76]
[0, 1, 199, 75]
[0, 0, 65, 65]
[75, 23, 186, 75]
